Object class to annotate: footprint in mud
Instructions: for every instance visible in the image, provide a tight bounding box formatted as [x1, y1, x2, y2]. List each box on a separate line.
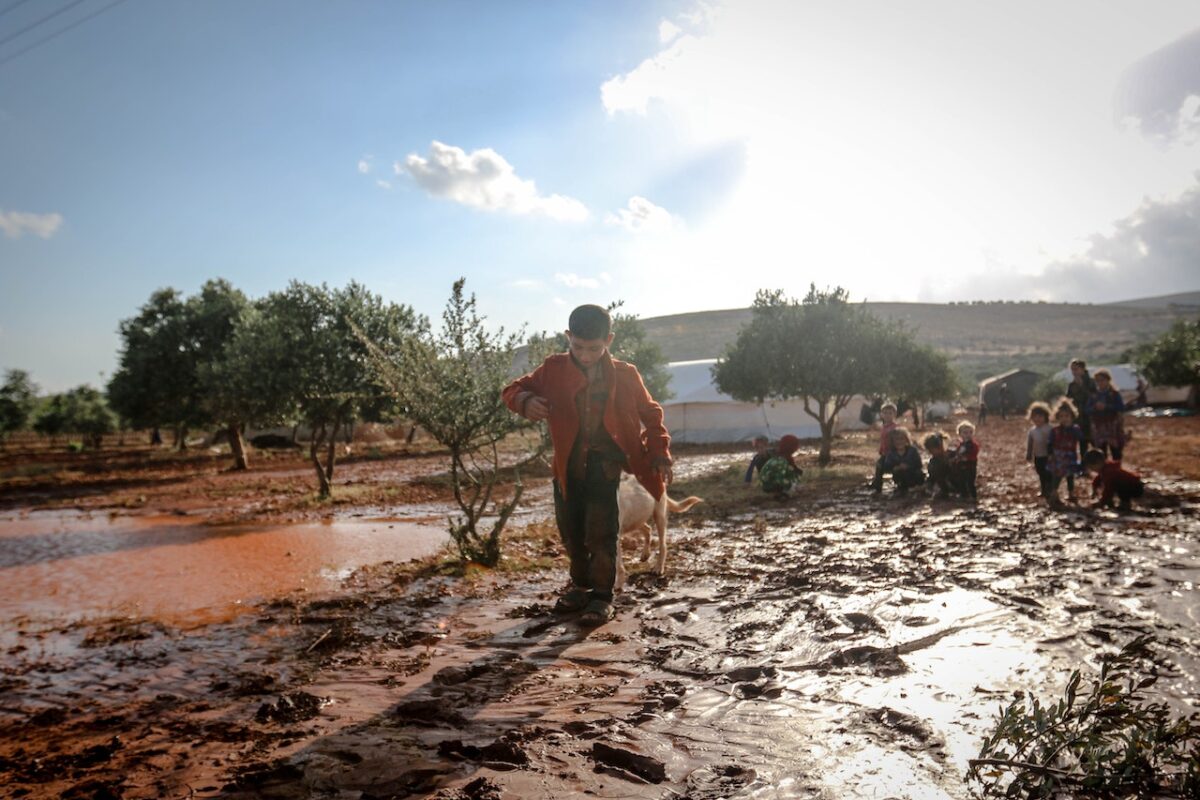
[255, 691, 328, 724]
[434, 776, 504, 800]
[672, 764, 760, 799]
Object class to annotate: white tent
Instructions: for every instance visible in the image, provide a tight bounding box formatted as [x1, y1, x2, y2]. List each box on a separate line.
[661, 359, 868, 444]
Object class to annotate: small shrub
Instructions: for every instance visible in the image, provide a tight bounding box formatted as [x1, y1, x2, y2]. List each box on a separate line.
[967, 636, 1199, 798]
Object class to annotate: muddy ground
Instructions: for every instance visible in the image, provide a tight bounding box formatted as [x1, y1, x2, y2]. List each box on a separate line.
[1, 416, 1197, 799]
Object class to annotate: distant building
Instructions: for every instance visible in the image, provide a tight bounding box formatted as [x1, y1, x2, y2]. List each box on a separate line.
[978, 369, 1041, 415]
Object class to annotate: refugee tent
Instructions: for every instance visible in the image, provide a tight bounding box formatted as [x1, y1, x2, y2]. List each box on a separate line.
[661, 359, 868, 444]
[978, 369, 1040, 415]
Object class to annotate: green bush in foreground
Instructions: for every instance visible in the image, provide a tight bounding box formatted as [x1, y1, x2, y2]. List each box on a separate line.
[968, 636, 1199, 798]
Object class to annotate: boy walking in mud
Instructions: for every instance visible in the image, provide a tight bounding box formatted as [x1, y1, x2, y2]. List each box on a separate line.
[503, 305, 673, 626]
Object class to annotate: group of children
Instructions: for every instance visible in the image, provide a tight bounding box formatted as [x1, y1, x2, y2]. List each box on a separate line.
[747, 361, 1146, 511]
[869, 403, 980, 499]
[1026, 364, 1144, 510]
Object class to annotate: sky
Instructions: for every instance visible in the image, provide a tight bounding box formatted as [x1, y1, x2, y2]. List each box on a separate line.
[2, 0, 1199, 392]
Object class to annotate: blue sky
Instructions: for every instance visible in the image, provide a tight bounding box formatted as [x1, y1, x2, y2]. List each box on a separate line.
[2, 0, 1199, 392]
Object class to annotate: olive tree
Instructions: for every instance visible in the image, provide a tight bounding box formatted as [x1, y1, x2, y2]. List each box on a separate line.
[364, 279, 526, 566]
[223, 281, 419, 498]
[1137, 317, 1200, 393]
[714, 286, 897, 465]
[108, 279, 250, 461]
[0, 369, 38, 447]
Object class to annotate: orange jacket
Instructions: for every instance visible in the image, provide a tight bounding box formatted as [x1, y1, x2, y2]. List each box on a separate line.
[502, 352, 671, 499]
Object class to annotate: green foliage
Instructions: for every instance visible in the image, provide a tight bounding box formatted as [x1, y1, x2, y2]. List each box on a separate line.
[108, 279, 250, 449]
[713, 285, 900, 464]
[33, 386, 117, 448]
[107, 287, 193, 432]
[0, 369, 39, 442]
[886, 340, 959, 406]
[1031, 374, 1066, 405]
[1133, 317, 1200, 389]
[32, 393, 69, 440]
[365, 279, 525, 566]
[222, 280, 420, 497]
[609, 302, 673, 402]
[968, 636, 1200, 798]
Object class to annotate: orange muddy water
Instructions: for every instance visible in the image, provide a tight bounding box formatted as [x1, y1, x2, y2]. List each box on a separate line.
[0, 510, 448, 633]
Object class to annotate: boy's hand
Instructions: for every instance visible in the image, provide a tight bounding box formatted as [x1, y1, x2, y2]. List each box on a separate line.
[523, 395, 550, 421]
[652, 456, 673, 485]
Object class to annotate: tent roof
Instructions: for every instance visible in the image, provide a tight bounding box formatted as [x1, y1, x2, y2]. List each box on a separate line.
[978, 368, 1040, 388]
[664, 359, 728, 404]
[1053, 363, 1142, 391]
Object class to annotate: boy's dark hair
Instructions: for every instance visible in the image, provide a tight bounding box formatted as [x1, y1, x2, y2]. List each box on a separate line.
[1093, 368, 1112, 381]
[1083, 449, 1106, 467]
[568, 304, 611, 340]
[923, 433, 945, 452]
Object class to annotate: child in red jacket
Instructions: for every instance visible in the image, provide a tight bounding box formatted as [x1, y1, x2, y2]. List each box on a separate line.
[502, 305, 672, 626]
[1082, 450, 1144, 510]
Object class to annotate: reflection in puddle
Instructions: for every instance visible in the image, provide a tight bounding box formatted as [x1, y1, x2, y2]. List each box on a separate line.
[0, 510, 448, 633]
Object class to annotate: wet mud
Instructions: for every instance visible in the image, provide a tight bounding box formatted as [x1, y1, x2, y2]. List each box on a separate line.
[1, 418, 1197, 798]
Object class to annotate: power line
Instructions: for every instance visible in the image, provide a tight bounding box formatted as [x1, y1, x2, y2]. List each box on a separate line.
[0, 0, 89, 49]
[0, 0, 39, 22]
[0, 0, 131, 68]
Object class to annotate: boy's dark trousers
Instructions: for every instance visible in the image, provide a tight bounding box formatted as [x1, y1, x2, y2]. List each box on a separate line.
[1033, 457, 1051, 497]
[927, 455, 954, 494]
[553, 455, 620, 602]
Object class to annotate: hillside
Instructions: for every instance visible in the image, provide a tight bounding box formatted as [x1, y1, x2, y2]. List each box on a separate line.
[1104, 290, 1200, 309]
[639, 299, 1198, 382]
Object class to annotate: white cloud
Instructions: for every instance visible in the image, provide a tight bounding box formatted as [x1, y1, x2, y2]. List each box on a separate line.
[375, 179, 392, 190]
[512, 278, 543, 289]
[0, 210, 62, 239]
[399, 141, 589, 221]
[357, 157, 372, 174]
[594, 1, 1200, 313]
[605, 196, 681, 233]
[659, 19, 682, 44]
[554, 272, 603, 289]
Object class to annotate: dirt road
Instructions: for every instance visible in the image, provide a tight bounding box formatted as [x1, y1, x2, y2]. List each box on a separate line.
[1, 417, 1197, 799]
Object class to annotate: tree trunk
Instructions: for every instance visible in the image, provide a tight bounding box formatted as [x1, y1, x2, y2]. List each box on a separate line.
[818, 419, 833, 466]
[310, 423, 330, 499]
[175, 425, 188, 451]
[406, 424, 418, 444]
[324, 419, 341, 482]
[150, 427, 162, 446]
[228, 422, 249, 471]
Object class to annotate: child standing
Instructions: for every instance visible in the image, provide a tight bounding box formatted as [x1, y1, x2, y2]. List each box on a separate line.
[1047, 399, 1085, 507]
[1065, 359, 1097, 445]
[1086, 369, 1126, 461]
[949, 421, 980, 500]
[1083, 450, 1145, 510]
[879, 427, 925, 497]
[502, 304, 672, 626]
[869, 403, 899, 494]
[1025, 402, 1053, 499]
[923, 433, 954, 498]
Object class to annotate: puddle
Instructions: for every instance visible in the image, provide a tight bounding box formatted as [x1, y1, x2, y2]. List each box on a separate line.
[0, 509, 448, 633]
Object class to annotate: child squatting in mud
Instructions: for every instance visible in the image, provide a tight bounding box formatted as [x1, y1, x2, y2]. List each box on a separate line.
[502, 304, 673, 627]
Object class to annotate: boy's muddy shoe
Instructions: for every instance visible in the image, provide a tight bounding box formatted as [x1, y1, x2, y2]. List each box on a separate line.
[579, 598, 614, 627]
[553, 587, 590, 614]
